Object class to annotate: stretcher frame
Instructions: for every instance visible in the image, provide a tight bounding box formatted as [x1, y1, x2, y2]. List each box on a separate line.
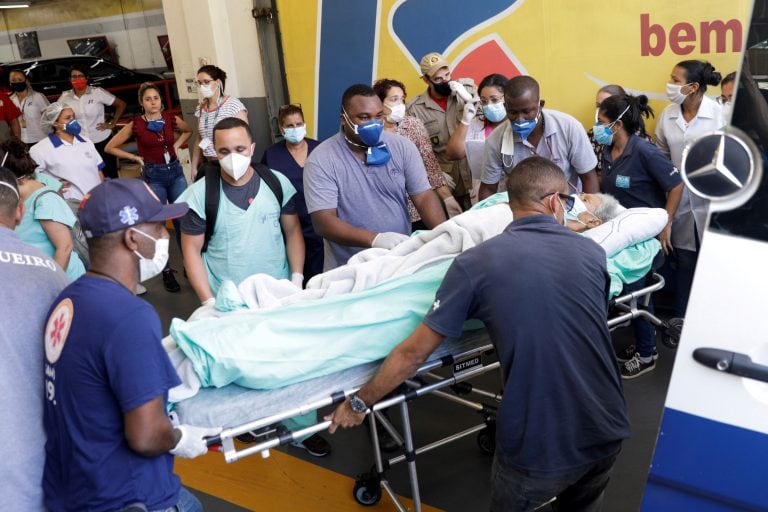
[201, 273, 672, 511]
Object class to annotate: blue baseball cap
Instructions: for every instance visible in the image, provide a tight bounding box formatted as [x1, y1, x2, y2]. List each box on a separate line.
[78, 178, 189, 238]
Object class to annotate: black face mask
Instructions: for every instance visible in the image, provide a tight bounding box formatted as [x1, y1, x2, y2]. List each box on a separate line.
[9, 82, 26, 93]
[431, 80, 452, 97]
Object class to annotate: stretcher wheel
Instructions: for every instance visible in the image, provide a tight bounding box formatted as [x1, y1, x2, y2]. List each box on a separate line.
[661, 318, 683, 349]
[477, 421, 496, 455]
[353, 479, 382, 506]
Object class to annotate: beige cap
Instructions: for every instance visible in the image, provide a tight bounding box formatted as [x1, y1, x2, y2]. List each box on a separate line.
[419, 52, 450, 78]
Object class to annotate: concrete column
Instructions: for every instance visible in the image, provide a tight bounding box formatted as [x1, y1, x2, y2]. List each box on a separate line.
[161, 0, 271, 159]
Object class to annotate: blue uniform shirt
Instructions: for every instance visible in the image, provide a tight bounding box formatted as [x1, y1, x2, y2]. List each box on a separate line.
[423, 214, 630, 478]
[43, 276, 182, 512]
[602, 134, 682, 209]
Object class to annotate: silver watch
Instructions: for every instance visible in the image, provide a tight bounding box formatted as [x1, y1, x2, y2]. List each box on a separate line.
[349, 393, 368, 414]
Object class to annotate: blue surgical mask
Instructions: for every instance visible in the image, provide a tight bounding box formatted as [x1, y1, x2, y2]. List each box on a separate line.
[365, 143, 391, 166]
[146, 118, 165, 133]
[593, 123, 614, 146]
[511, 109, 539, 140]
[284, 126, 306, 144]
[483, 102, 507, 123]
[63, 119, 81, 136]
[343, 109, 384, 146]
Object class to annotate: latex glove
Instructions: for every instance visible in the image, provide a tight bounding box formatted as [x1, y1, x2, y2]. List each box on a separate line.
[442, 172, 456, 190]
[291, 272, 304, 288]
[170, 424, 222, 458]
[372, 232, 410, 250]
[188, 298, 216, 322]
[443, 196, 463, 218]
[449, 80, 474, 103]
[461, 102, 477, 126]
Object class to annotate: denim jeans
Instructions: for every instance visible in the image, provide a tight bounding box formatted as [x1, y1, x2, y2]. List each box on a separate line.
[490, 453, 618, 512]
[142, 160, 187, 252]
[622, 272, 657, 358]
[146, 487, 203, 512]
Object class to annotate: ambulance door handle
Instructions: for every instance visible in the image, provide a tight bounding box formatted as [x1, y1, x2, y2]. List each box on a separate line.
[693, 348, 768, 384]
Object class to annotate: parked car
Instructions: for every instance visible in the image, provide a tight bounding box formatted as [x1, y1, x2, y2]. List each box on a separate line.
[0, 55, 180, 119]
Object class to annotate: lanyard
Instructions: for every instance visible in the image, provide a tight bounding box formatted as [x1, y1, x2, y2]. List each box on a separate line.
[203, 97, 223, 129]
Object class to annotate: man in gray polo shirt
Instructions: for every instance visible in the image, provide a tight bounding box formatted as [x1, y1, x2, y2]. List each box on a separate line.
[479, 75, 598, 201]
[304, 84, 446, 270]
[0, 168, 68, 510]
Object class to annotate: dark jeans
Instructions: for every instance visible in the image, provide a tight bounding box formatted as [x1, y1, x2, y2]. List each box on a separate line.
[304, 234, 324, 284]
[490, 453, 618, 512]
[94, 138, 119, 179]
[672, 248, 698, 318]
[622, 272, 657, 358]
[142, 160, 187, 261]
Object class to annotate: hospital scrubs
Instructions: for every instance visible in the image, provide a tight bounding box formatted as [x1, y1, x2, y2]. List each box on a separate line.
[17, 187, 86, 282]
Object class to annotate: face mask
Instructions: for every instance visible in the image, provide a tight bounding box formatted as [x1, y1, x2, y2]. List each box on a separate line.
[9, 82, 26, 93]
[283, 126, 306, 144]
[483, 102, 507, 123]
[386, 103, 406, 124]
[343, 109, 384, 146]
[365, 143, 392, 166]
[131, 228, 169, 283]
[722, 101, 732, 121]
[666, 83, 692, 104]
[431, 80, 452, 97]
[593, 123, 614, 146]
[199, 82, 217, 99]
[511, 109, 539, 140]
[565, 195, 589, 221]
[62, 119, 81, 136]
[220, 152, 251, 180]
[70, 78, 87, 90]
[146, 118, 165, 133]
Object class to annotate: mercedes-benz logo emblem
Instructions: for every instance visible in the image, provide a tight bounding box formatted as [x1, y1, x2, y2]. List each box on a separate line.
[681, 128, 761, 211]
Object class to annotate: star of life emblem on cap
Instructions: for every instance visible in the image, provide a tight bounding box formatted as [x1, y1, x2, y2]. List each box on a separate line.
[119, 205, 139, 225]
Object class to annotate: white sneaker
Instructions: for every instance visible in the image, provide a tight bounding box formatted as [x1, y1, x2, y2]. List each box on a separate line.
[135, 284, 147, 295]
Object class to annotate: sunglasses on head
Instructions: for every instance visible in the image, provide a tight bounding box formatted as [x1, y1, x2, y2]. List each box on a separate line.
[540, 192, 574, 212]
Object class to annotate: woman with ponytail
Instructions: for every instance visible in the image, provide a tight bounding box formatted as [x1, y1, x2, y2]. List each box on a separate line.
[594, 93, 684, 379]
[655, 60, 723, 324]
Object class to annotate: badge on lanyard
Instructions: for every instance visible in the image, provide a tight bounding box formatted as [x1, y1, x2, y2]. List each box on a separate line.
[164, 151, 171, 164]
[198, 137, 213, 150]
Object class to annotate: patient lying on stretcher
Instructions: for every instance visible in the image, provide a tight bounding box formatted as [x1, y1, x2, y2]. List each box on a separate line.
[166, 192, 668, 397]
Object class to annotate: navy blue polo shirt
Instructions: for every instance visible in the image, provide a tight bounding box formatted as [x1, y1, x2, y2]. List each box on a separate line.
[601, 134, 682, 209]
[423, 214, 630, 477]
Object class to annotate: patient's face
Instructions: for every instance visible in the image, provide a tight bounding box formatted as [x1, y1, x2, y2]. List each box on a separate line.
[567, 193, 603, 233]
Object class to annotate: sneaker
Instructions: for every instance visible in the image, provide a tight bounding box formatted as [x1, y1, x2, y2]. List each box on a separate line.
[162, 268, 181, 293]
[291, 433, 332, 457]
[135, 284, 147, 295]
[621, 353, 656, 379]
[616, 344, 658, 363]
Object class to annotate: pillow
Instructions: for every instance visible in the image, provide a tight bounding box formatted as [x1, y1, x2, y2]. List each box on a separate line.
[582, 207, 668, 257]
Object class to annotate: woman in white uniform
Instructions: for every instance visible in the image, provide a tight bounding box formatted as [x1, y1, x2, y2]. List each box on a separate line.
[58, 65, 126, 179]
[655, 59, 723, 321]
[8, 70, 49, 148]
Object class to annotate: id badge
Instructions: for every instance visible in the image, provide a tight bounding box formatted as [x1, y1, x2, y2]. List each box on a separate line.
[615, 175, 631, 189]
[164, 151, 171, 164]
[20, 117, 26, 128]
[198, 137, 213, 150]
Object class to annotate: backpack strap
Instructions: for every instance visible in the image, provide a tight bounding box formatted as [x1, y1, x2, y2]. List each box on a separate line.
[202, 162, 221, 253]
[253, 163, 283, 208]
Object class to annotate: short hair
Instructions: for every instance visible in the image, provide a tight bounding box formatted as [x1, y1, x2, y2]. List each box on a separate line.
[86, 229, 124, 255]
[722, 71, 737, 87]
[506, 156, 566, 209]
[598, 84, 626, 98]
[212, 117, 253, 144]
[592, 193, 623, 222]
[8, 69, 27, 82]
[0, 167, 19, 219]
[676, 60, 722, 93]
[278, 104, 304, 126]
[505, 75, 540, 101]
[197, 64, 227, 91]
[0, 138, 36, 178]
[478, 73, 508, 96]
[138, 82, 162, 104]
[69, 65, 88, 78]
[373, 78, 407, 102]
[341, 83, 378, 112]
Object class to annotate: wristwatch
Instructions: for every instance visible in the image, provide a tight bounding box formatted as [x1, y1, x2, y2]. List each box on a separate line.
[349, 393, 369, 414]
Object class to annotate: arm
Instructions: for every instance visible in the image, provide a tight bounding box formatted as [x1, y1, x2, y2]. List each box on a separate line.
[173, 115, 192, 151]
[124, 395, 179, 457]
[9, 116, 20, 138]
[280, 212, 305, 274]
[326, 323, 445, 432]
[311, 209, 376, 248]
[478, 182, 499, 201]
[105, 121, 144, 166]
[103, 97, 127, 130]
[190, 136, 202, 173]
[181, 232, 214, 303]
[580, 169, 599, 193]
[39, 220, 73, 270]
[411, 189, 446, 228]
[445, 121, 470, 160]
[659, 183, 684, 254]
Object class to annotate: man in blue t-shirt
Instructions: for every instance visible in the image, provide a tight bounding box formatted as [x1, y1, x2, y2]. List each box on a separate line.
[327, 156, 630, 511]
[42, 179, 219, 512]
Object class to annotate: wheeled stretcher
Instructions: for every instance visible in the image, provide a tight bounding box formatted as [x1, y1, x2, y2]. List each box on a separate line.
[173, 272, 675, 511]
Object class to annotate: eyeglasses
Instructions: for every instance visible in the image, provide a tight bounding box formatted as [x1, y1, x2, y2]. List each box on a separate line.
[540, 192, 574, 212]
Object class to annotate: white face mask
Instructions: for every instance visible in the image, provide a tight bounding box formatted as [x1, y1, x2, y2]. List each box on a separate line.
[666, 82, 693, 104]
[131, 228, 169, 283]
[386, 103, 406, 124]
[220, 152, 251, 180]
[199, 82, 218, 99]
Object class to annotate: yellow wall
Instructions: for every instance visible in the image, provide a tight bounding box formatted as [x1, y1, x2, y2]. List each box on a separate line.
[0, 0, 162, 28]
